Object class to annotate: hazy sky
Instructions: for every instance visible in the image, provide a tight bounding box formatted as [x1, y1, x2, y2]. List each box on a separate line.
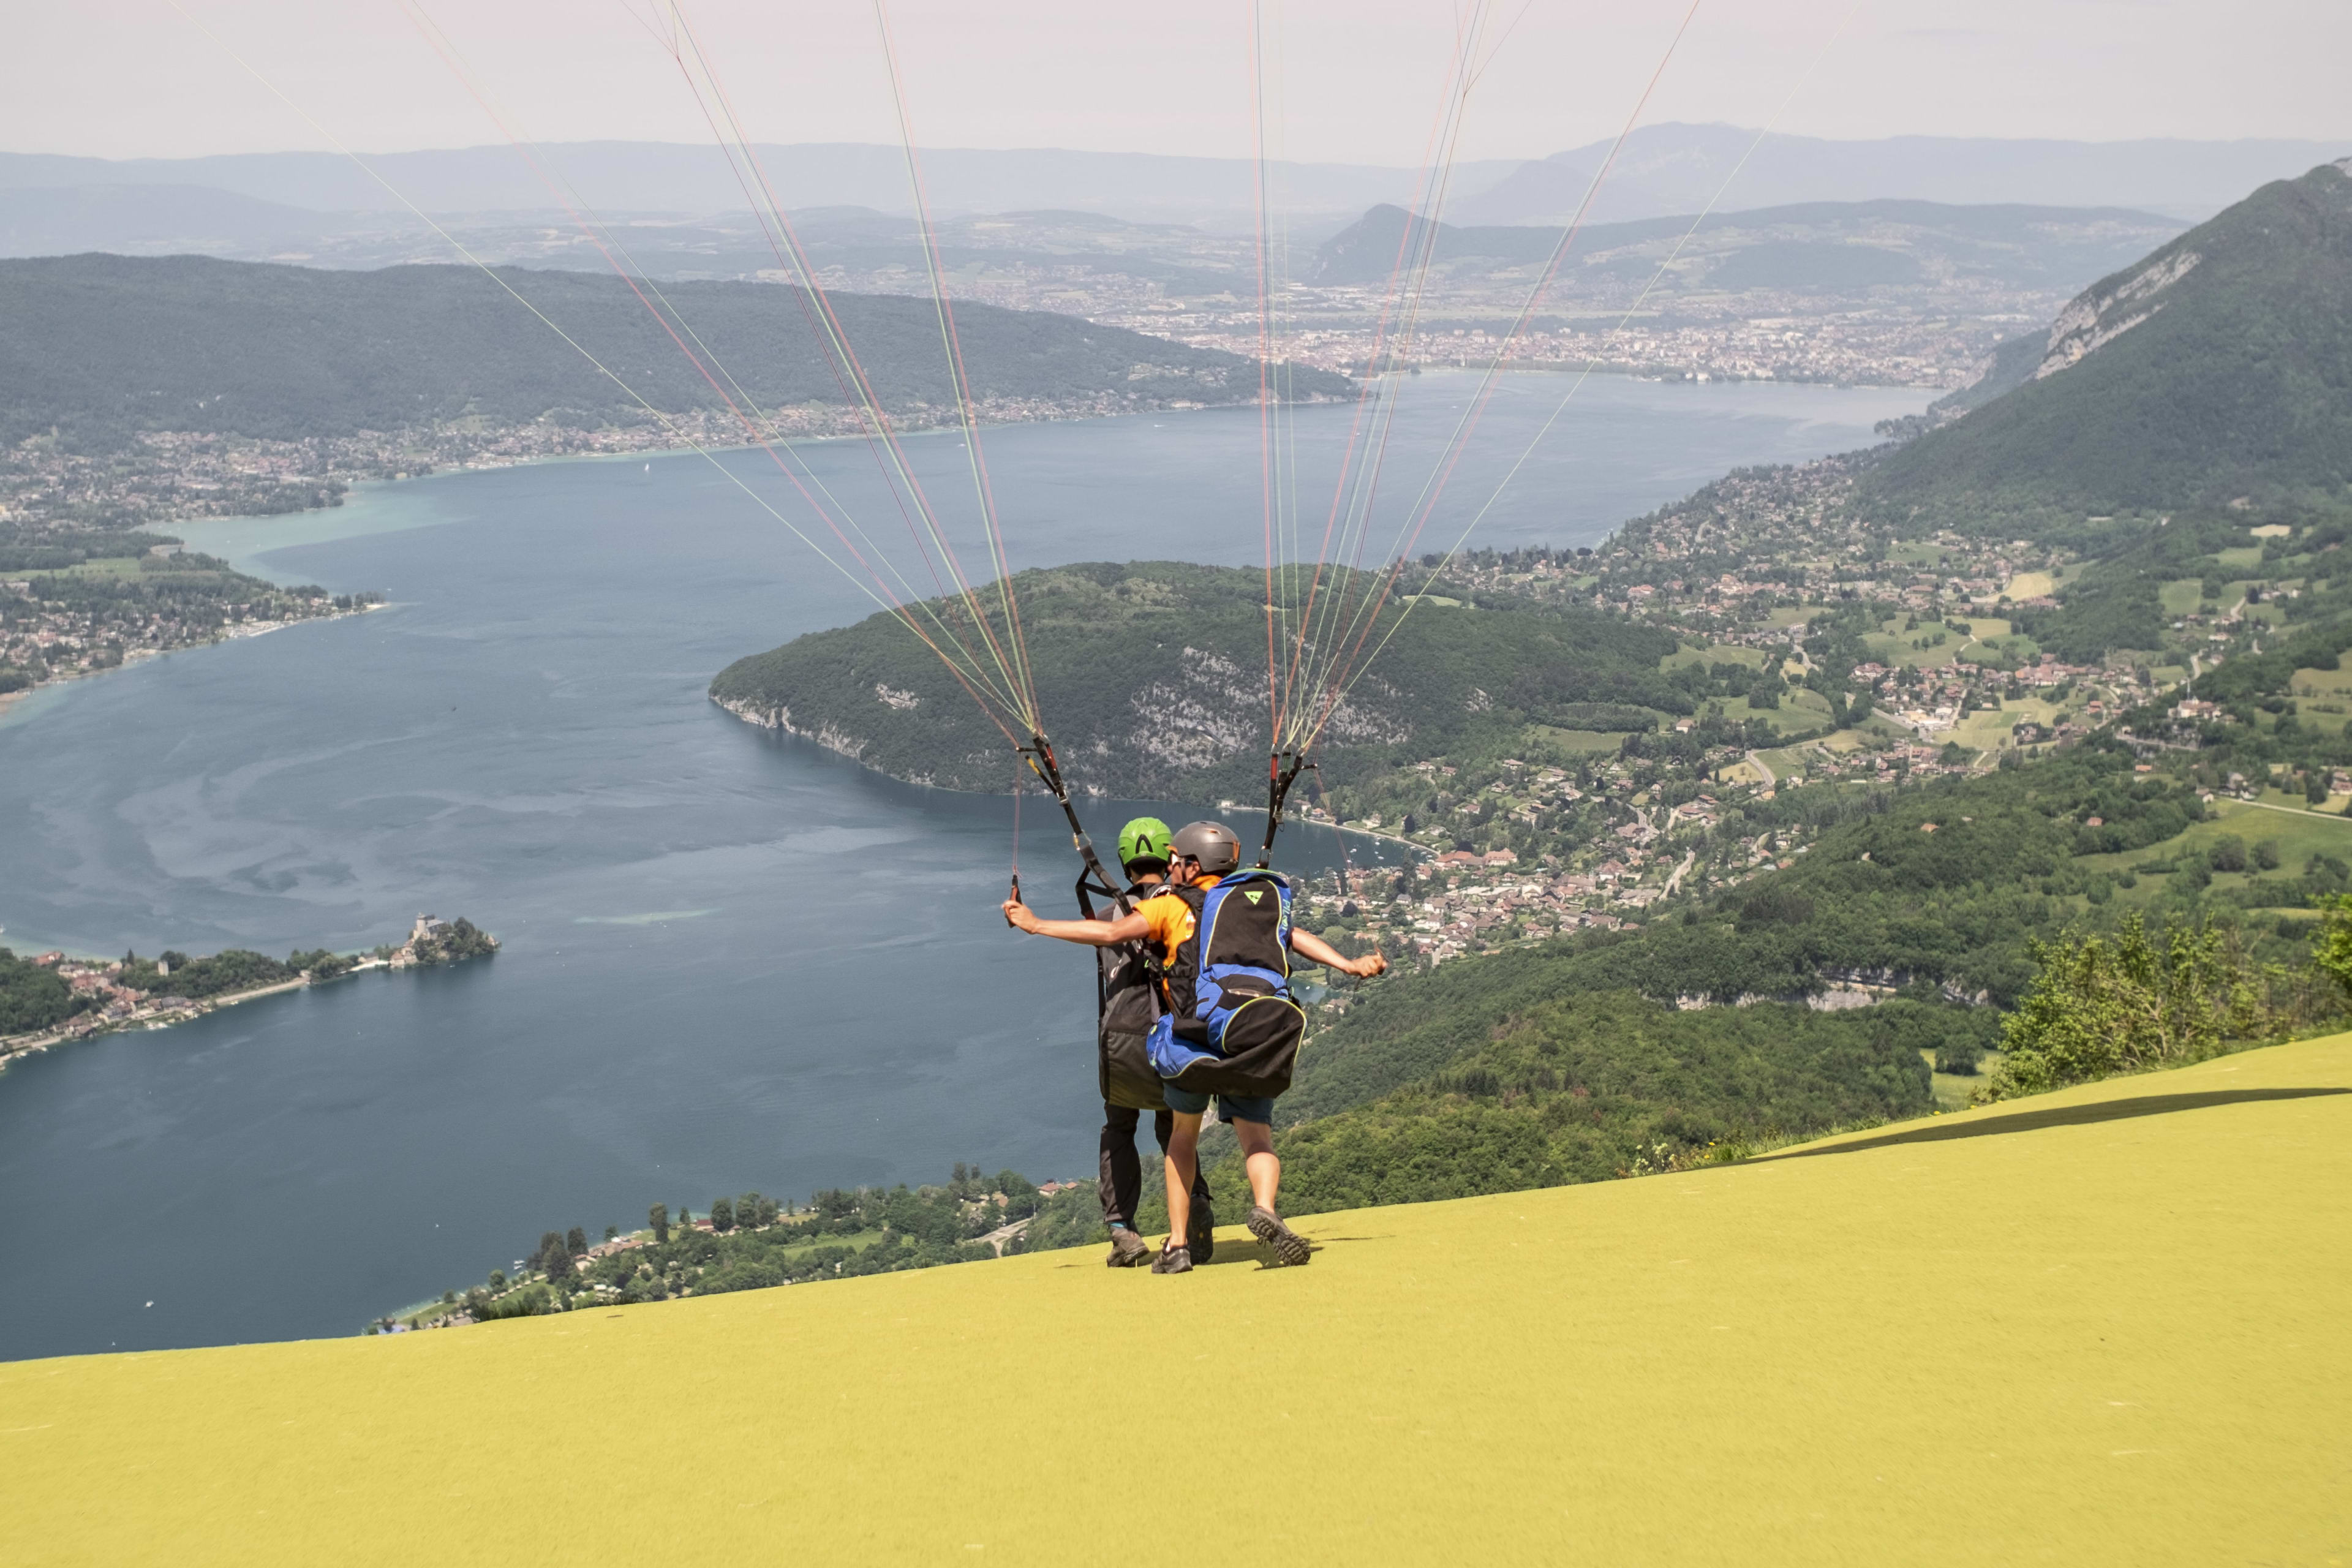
[12, 0, 2350, 165]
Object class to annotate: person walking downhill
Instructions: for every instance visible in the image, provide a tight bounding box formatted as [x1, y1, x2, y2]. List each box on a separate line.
[1087, 817, 1215, 1268]
[1003, 820, 1383, 1275]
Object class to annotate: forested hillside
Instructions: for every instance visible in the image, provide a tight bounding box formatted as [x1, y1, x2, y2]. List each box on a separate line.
[1171, 739, 2329, 1221]
[1866, 159, 2352, 522]
[0, 254, 1348, 452]
[709, 560, 1682, 799]
[1291, 745, 2199, 1097]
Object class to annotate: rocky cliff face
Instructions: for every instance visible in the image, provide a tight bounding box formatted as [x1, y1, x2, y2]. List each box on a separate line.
[2035, 247, 2201, 379]
[1863, 158, 2352, 517]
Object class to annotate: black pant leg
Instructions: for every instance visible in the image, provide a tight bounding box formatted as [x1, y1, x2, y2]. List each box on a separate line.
[1152, 1110, 1213, 1207]
[1099, 1104, 1143, 1229]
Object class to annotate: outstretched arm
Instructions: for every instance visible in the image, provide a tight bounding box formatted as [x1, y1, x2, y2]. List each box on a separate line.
[1003, 899, 1148, 946]
[1287, 927, 1387, 979]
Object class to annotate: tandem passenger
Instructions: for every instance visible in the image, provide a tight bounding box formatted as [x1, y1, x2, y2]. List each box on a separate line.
[1003, 819, 1384, 1274]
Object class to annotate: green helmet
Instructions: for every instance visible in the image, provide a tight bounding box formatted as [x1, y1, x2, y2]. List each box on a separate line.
[1117, 816, 1173, 872]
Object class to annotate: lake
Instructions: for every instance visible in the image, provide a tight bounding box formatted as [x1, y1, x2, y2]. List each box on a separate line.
[0, 373, 1924, 1359]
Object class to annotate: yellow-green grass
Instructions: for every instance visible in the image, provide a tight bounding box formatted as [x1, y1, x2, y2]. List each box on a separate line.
[2292, 665, 2352, 698]
[7, 1044, 2348, 1565]
[2002, 570, 2057, 600]
[2214, 546, 2266, 570]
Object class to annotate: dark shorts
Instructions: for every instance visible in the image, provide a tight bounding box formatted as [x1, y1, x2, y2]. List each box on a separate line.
[1162, 1084, 1275, 1125]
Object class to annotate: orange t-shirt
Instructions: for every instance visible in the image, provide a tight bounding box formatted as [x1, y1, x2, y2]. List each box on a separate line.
[1137, 873, 1221, 966]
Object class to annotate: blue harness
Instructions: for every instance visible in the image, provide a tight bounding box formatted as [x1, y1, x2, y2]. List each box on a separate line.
[1145, 870, 1305, 1091]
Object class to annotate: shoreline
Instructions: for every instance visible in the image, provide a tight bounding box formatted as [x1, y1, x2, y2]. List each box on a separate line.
[0, 930, 492, 1076]
[0, 969, 341, 1072]
[1, 599, 385, 731]
[712, 693, 1427, 860]
[34, 373, 1926, 720]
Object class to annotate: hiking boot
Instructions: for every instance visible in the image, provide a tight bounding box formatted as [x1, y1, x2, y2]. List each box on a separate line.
[1150, 1243, 1193, 1275]
[1246, 1205, 1312, 1267]
[1187, 1198, 1216, 1265]
[1106, 1228, 1152, 1268]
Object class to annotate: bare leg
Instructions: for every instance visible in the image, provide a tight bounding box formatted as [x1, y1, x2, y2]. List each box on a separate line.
[1234, 1118, 1280, 1212]
[1163, 1111, 1204, 1250]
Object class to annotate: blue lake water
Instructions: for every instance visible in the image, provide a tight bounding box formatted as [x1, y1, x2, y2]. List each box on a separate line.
[0, 373, 1924, 1359]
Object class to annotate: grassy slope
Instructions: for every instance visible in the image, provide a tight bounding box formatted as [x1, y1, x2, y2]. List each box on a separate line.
[7, 1037, 2346, 1565]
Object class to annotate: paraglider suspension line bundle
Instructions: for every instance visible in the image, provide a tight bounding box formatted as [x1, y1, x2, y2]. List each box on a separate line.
[1018, 731, 1121, 916]
[1257, 750, 1313, 869]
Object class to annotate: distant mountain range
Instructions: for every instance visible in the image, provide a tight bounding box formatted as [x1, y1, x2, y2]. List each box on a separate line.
[2, 126, 2342, 256]
[1451, 124, 2351, 227]
[1868, 159, 2352, 519]
[0, 143, 1518, 232]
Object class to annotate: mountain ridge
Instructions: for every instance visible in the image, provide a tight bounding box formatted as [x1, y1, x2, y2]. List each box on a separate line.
[1311, 195, 2187, 294]
[0, 252, 1349, 451]
[1864, 159, 2352, 522]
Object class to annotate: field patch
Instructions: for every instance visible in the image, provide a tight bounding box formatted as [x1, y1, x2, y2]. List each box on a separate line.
[1860, 628, 1968, 669]
[1659, 642, 1767, 673]
[1945, 696, 2064, 753]
[2159, 579, 2207, 615]
[1524, 725, 1628, 755]
[2076, 799, 2352, 882]
[1703, 688, 1834, 734]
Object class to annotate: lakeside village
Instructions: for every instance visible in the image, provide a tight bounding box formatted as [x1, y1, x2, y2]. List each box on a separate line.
[0, 548, 382, 712]
[0, 915, 497, 1069]
[0, 380, 1253, 543]
[1286, 453, 2334, 978]
[375, 1168, 1093, 1334]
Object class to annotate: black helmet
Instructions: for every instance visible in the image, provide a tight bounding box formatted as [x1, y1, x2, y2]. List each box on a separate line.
[1170, 820, 1242, 876]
